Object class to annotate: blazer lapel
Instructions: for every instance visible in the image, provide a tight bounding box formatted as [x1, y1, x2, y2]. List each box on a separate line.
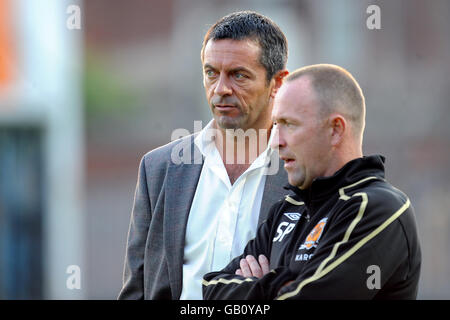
[164, 136, 203, 298]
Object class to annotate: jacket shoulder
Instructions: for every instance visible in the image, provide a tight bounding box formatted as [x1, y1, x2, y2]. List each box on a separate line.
[141, 133, 201, 170]
[360, 180, 418, 243]
[364, 179, 411, 210]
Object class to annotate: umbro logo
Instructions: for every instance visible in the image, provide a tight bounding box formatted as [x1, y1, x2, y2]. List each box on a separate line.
[284, 212, 302, 221]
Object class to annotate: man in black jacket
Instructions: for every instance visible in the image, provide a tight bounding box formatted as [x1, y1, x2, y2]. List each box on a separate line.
[202, 64, 421, 299]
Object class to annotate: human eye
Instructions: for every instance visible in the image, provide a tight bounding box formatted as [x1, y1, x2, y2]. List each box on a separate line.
[204, 69, 216, 78]
[234, 71, 249, 80]
[285, 121, 298, 130]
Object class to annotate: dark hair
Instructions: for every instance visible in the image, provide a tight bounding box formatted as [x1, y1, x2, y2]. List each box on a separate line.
[201, 11, 288, 82]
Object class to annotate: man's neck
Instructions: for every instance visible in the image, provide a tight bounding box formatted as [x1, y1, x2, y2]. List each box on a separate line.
[214, 125, 271, 164]
[324, 148, 363, 178]
[213, 122, 272, 184]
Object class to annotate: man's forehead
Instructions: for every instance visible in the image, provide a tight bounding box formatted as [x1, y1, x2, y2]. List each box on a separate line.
[274, 80, 299, 105]
[272, 87, 292, 120]
[278, 77, 314, 101]
[205, 37, 260, 50]
[203, 38, 261, 64]
[286, 76, 313, 91]
[273, 78, 316, 117]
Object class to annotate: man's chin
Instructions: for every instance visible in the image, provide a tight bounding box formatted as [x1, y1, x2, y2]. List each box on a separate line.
[287, 174, 305, 189]
[215, 116, 246, 130]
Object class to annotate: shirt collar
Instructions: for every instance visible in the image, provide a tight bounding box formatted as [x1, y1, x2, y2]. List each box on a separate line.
[194, 119, 275, 170]
[194, 119, 216, 157]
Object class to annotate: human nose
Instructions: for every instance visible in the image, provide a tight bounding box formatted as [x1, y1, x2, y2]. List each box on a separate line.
[270, 124, 286, 150]
[214, 74, 232, 96]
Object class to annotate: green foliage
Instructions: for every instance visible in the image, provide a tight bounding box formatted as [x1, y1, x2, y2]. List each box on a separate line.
[83, 52, 139, 118]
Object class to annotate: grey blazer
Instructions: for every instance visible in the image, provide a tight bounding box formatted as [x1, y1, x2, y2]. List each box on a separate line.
[118, 133, 288, 299]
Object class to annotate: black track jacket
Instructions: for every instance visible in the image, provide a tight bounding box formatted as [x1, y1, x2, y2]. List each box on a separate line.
[203, 155, 421, 300]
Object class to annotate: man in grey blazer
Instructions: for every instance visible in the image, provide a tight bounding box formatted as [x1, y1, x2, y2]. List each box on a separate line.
[118, 11, 290, 299]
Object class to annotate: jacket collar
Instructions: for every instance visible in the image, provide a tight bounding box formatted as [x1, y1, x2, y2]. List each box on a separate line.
[284, 155, 386, 210]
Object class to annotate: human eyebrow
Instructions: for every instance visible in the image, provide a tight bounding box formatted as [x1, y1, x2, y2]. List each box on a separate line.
[273, 116, 285, 123]
[203, 63, 216, 71]
[230, 67, 253, 77]
[274, 117, 298, 126]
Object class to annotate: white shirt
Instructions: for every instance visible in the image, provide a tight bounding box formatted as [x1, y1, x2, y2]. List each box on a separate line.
[180, 120, 275, 300]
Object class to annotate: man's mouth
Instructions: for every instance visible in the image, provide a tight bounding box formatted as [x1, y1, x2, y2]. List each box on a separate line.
[215, 104, 237, 112]
[280, 156, 295, 167]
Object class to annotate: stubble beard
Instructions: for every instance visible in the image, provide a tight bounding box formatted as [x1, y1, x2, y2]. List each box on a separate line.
[287, 166, 306, 189]
[214, 112, 249, 130]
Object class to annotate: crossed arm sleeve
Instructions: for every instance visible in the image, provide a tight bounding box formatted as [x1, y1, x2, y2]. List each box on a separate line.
[203, 201, 294, 300]
[203, 194, 415, 300]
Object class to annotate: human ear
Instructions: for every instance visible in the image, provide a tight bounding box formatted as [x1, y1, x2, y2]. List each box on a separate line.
[329, 114, 346, 146]
[270, 69, 289, 99]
